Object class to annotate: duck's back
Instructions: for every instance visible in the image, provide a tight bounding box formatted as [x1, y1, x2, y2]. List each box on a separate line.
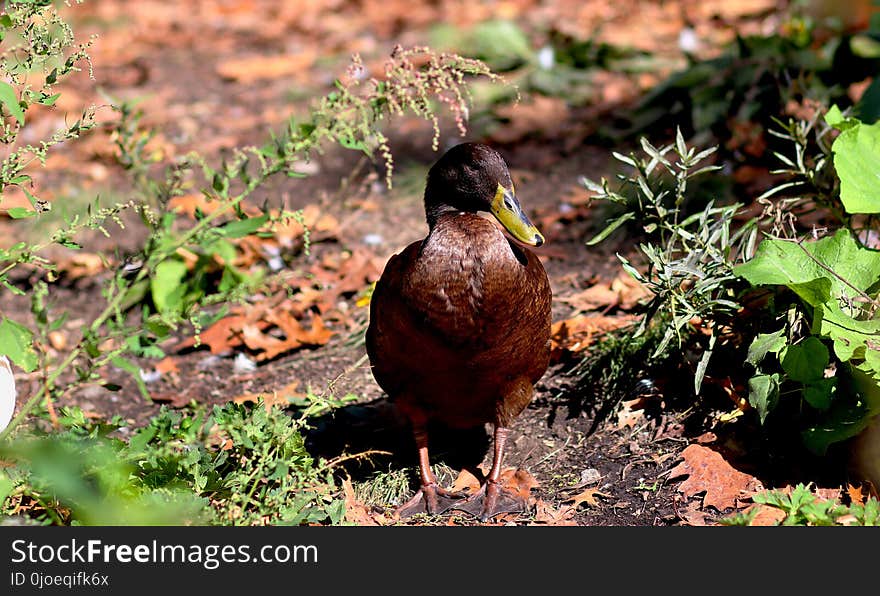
[366, 214, 551, 428]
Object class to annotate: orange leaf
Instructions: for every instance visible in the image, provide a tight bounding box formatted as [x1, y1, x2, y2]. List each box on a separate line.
[342, 477, 386, 526]
[668, 444, 763, 511]
[565, 487, 610, 509]
[216, 51, 316, 84]
[560, 274, 651, 313]
[847, 484, 866, 505]
[155, 356, 180, 375]
[531, 500, 578, 526]
[549, 314, 638, 361]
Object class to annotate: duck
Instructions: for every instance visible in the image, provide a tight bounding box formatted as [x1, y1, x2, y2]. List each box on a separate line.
[365, 142, 551, 521]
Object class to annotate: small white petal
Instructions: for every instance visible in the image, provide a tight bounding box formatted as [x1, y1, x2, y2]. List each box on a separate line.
[0, 356, 16, 432]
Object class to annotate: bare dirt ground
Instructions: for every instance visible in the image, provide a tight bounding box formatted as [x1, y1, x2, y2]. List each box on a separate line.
[4, 0, 859, 526]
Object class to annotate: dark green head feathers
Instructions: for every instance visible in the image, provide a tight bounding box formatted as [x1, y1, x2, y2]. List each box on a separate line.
[423, 142, 544, 247]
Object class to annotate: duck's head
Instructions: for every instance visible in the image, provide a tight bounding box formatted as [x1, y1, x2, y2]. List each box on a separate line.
[424, 142, 544, 247]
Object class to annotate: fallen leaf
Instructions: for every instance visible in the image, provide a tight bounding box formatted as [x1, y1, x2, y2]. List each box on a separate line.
[216, 51, 316, 83]
[847, 484, 866, 505]
[565, 487, 611, 509]
[168, 193, 222, 219]
[342, 477, 387, 526]
[155, 356, 180, 375]
[668, 444, 763, 511]
[242, 312, 333, 361]
[560, 274, 651, 313]
[531, 500, 578, 526]
[450, 468, 482, 494]
[232, 381, 307, 410]
[549, 313, 638, 361]
[742, 503, 787, 526]
[56, 252, 106, 280]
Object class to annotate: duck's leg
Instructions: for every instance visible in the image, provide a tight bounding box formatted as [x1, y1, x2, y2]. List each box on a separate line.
[396, 421, 467, 518]
[453, 426, 526, 521]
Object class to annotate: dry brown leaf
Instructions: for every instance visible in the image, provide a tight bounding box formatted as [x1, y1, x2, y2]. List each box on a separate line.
[216, 51, 316, 83]
[531, 500, 578, 526]
[489, 95, 570, 144]
[56, 252, 106, 280]
[449, 466, 538, 502]
[549, 313, 638, 361]
[233, 381, 307, 410]
[742, 503, 787, 526]
[155, 356, 180, 375]
[342, 477, 386, 526]
[565, 487, 611, 509]
[668, 444, 763, 511]
[168, 193, 222, 219]
[560, 274, 651, 313]
[242, 313, 333, 361]
[847, 484, 866, 505]
[176, 313, 254, 354]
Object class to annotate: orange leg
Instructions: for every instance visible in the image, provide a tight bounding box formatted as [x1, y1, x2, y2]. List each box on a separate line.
[395, 421, 467, 518]
[453, 425, 527, 521]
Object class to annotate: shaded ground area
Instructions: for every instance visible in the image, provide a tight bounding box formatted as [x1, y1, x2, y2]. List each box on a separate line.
[4, 0, 866, 525]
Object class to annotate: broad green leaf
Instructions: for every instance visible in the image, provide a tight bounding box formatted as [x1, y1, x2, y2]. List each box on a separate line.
[746, 328, 787, 366]
[826, 111, 880, 213]
[220, 214, 269, 238]
[813, 302, 880, 362]
[150, 258, 188, 314]
[803, 378, 835, 411]
[781, 337, 828, 383]
[735, 229, 880, 302]
[0, 317, 38, 372]
[787, 278, 831, 307]
[748, 373, 780, 425]
[0, 81, 25, 125]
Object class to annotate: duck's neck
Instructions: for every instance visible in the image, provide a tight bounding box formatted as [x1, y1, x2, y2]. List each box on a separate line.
[424, 189, 466, 230]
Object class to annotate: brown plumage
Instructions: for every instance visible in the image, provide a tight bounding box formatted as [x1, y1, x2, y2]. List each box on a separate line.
[366, 143, 551, 520]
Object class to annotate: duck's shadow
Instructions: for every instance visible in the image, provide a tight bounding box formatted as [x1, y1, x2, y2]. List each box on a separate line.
[303, 397, 491, 481]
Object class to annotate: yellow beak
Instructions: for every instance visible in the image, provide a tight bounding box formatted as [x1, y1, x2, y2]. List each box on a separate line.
[489, 183, 544, 247]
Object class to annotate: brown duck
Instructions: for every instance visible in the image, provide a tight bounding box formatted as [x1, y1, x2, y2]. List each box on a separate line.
[366, 142, 551, 521]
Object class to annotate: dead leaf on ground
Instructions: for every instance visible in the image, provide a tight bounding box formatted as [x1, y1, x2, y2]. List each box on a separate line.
[489, 95, 570, 144]
[216, 51, 317, 83]
[847, 484, 866, 505]
[342, 477, 389, 526]
[232, 381, 308, 409]
[559, 273, 651, 313]
[668, 444, 763, 512]
[549, 313, 638, 361]
[740, 503, 787, 526]
[55, 252, 107, 280]
[241, 312, 333, 361]
[531, 500, 578, 526]
[565, 486, 611, 509]
[449, 465, 539, 502]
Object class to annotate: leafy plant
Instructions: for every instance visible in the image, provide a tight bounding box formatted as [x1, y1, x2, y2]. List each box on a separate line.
[722, 483, 880, 526]
[583, 130, 757, 394]
[0, 397, 354, 526]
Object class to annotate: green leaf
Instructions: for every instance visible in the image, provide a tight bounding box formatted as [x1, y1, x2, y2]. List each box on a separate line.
[781, 337, 829, 383]
[735, 230, 880, 302]
[0, 317, 38, 372]
[586, 212, 635, 246]
[4, 207, 35, 219]
[0, 81, 25, 125]
[803, 378, 835, 411]
[150, 258, 188, 315]
[219, 214, 269, 239]
[813, 302, 880, 362]
[746, 328, 787, 366]
[827, 112, 880, 213]
[748, 373, 780, 425]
